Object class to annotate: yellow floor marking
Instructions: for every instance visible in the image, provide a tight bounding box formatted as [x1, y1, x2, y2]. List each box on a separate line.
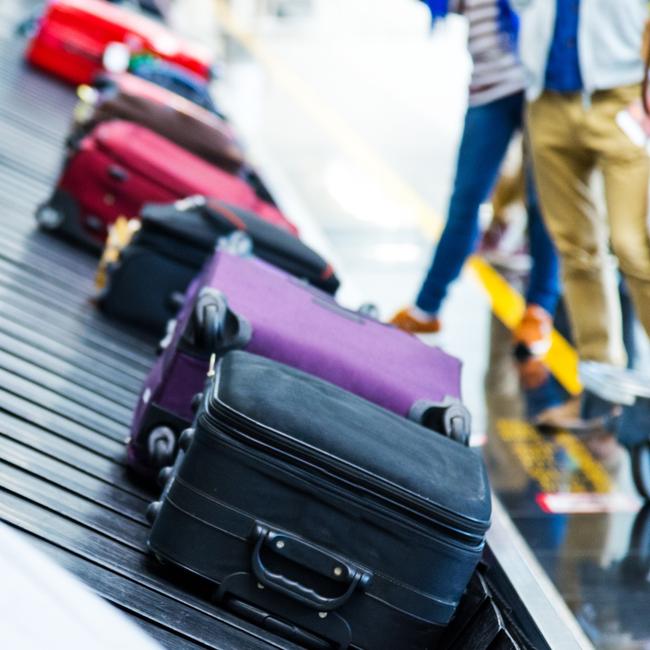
[215, 1, 582, 395]
[554, 432, 611, 494]
[497, 420, 565, 493]
[497, 420, 611, 493]
[470, 259, 581, 394]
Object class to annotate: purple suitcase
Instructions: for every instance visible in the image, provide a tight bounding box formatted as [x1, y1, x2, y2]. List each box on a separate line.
[127, 250, 468, 477]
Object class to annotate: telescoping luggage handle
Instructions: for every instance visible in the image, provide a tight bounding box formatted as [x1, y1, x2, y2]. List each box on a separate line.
[251, 525, 373, 611]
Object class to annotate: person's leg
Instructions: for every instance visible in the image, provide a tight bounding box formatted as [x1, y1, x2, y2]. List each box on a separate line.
[491, 159, 525, 225]
[523, 162, 561, 316]
[524, 299, 578, 427]
[512, 152, 563, 384]
[478, 150, 528, 266]
[592, 84, 650, 344]
[527, 92, 626, 366]
[414, 92, 524, 314]
[619, 280, 637, 368]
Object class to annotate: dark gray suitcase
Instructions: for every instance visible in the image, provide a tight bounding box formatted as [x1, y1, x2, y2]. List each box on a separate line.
[99, 196, 340, 334]
[147, 351, 491, 649]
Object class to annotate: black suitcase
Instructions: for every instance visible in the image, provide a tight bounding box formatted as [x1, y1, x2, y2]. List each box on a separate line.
[98, 195, 340, 334]
[440, 567, 530, 650]
[147, 351, 491, 649]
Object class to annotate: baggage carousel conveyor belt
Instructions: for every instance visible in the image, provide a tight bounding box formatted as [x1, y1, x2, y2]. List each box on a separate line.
[0, 14, 304, 650]
[0, 4, 586, 649]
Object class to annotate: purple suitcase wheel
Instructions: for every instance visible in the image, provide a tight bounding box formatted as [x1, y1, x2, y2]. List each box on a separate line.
[147, 426, 176, 468]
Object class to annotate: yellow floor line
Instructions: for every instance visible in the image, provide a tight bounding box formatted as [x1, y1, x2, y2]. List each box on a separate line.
[496, 420, 611, 493]
[215, 1, 582, 395]
[554, 432, 611, 494]
[496, 419, 564, 493]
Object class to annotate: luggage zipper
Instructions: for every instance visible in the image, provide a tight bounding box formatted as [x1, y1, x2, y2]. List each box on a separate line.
[199, 427, 479, 552]
[202, 401, 488, 542]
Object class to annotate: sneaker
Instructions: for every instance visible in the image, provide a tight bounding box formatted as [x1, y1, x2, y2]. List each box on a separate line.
[533, 396, 582, 430]
[533, 391, 623, 434]
[477, 218, 531, 274]
[389, 307, 441, 334]
[477, 219, 510, 254]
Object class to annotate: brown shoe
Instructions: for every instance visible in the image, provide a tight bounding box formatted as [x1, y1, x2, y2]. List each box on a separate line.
[518, 356, 550, 390]
[389, 307, 441, 334]
[513, 304, 552, 358]
[513, 305, 553, 389]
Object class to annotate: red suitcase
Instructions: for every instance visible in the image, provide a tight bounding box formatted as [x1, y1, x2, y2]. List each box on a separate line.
[36, 120, 298, 248]
[25, 0, 212, 85]
[76, 73, 276, 205]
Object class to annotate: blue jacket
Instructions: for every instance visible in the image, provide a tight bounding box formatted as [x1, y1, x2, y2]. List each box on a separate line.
[512, 0, 647, 100]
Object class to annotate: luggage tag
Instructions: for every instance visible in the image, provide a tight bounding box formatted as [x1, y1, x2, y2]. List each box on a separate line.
[95, 216, 140, 289]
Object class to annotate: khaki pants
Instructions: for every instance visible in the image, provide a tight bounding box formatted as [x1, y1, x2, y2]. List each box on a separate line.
[527, 85, 650, 366]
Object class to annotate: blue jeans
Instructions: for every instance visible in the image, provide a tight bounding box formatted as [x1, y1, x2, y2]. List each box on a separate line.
[416, 91, 561, 316]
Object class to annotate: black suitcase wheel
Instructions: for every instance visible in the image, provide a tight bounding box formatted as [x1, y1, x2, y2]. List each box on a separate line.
[194, 292, 228, 351]
[147, 426, 176, 468]
[167, 291, 186, 312]
[201, 303, 219, 350]
[191, 289, 252, 353]
[632, 441, 650, 500]
[449, 415, 471, 446]
[178, 427, 195, 452]
[357, 303, 379, 320]
[191, 392, 204, 414]
[146, 500, 163, 525]
[35, 203, 65, 231]
[157, 465, 174, 489]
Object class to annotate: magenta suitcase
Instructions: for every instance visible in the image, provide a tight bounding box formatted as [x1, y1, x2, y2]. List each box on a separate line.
[127, 250, 469, 477]
[36, 120, 297, 249]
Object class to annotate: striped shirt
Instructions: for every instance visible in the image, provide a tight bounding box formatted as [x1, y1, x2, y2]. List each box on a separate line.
[451, 0, 527, 106]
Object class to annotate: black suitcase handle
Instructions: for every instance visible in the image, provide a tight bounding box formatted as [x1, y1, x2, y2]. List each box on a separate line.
[251, 525, 372, 611]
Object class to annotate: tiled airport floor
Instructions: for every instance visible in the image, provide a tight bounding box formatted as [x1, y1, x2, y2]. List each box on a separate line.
[215, 2, 650, 648]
